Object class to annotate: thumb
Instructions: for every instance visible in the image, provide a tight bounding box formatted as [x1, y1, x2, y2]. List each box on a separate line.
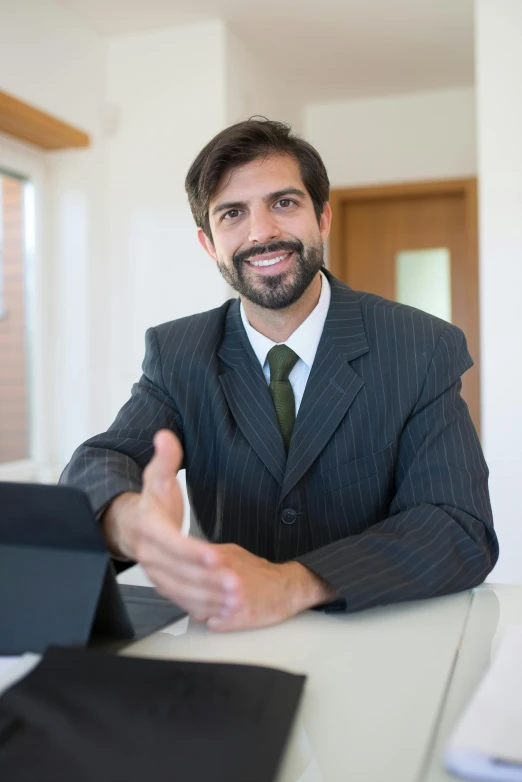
[144, 429, 183, 497]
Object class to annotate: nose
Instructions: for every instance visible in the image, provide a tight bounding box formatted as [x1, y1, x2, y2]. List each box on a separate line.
[248, 206, 281, 245]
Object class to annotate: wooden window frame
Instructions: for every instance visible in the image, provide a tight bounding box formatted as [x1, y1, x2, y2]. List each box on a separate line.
[0, 90, 90, 151]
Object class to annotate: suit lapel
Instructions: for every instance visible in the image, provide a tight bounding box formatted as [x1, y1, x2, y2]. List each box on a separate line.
[280, 274, 370, 501]
[218, 300, 287, 485]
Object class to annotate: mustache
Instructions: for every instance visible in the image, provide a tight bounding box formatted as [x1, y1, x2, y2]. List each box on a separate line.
[233, 240, 303, 266]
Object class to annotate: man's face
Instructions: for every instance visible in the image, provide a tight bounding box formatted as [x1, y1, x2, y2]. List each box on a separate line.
[198, 154, 331, 310]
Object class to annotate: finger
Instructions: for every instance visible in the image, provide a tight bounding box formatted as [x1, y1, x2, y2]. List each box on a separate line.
[153, 429, 183, 472]
[190, 611, 213, 622]
[146, 568, 234, 617]
[207, 601, 279, 633]
[141, 551, 238, 598]
[207, 614, 240, 632]
[149, 567, 239, 614]
[144, 430, 184, 498]
[137, 514, 221, 568]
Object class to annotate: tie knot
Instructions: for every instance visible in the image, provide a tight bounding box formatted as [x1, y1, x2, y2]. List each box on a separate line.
[267, 345, 299, 382]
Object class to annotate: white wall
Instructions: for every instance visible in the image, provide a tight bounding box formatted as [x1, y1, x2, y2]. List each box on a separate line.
[105, 20, 231, 415]
[0, 0, 107, 470]
[304, 87, 477, 187]
[476, 0, 522, 583]
[0, 7, 307, 472]
[0, 0, 104, 133]
[0, 7, 242, 466]
[225, 28, 303, 131]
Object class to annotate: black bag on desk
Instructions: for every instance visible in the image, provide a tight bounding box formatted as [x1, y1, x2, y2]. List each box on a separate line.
[0, 646, 306, 782]
[0, 482, 185, 654]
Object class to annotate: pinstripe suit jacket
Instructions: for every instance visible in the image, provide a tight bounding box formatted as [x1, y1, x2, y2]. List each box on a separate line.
[60, 271, 498, 612]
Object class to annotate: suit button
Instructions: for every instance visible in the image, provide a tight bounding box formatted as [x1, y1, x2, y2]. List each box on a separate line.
[281, 508, 297, 525]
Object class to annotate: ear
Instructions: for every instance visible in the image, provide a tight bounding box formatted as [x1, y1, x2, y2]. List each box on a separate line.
[319, 202, 332, 244]
[197, 228, 217, 262]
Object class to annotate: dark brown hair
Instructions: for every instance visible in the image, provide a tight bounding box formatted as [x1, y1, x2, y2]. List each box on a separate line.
[185, 117, 330, 239]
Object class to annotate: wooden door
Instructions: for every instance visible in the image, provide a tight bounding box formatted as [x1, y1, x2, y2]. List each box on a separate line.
[329, 180, 480, 433]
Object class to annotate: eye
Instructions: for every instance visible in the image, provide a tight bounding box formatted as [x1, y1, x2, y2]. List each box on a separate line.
[275, 198, 296, 209]
[223, 209, 242, 221]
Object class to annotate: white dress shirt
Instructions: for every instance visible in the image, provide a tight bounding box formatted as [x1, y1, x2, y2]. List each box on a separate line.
[239, 271, 331, 414]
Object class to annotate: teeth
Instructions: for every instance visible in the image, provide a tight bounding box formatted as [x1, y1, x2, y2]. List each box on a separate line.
[249, 253, 288, 267]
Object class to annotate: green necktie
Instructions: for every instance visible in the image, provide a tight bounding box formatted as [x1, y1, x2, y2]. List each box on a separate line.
[267, 345, 299, 454]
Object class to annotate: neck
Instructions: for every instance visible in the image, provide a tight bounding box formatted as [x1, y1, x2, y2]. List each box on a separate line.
[241, 272, 322, 342]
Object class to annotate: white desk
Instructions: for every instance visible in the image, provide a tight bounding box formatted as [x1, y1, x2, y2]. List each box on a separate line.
[423, 584, 522, 782]
[118, 566, 479, 782]
[3, 565, 515, 780]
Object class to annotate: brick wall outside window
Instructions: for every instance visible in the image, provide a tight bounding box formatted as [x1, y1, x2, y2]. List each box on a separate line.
[0, 174, 30, 463]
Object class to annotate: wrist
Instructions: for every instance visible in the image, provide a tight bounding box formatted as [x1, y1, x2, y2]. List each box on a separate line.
[279, 561, 337, 615]
[101, 491, 141, 559]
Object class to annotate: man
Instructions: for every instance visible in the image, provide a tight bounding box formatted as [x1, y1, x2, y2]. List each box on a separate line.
[61, 118, 498, 632]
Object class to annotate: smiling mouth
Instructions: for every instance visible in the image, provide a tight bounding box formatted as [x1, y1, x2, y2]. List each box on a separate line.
[246, 252, 291, 268]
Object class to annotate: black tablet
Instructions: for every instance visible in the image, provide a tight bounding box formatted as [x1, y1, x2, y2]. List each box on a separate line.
[0, 482, 185, 655]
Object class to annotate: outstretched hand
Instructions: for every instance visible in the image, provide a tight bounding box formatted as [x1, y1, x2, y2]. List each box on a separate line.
[104, 429, 336, 630]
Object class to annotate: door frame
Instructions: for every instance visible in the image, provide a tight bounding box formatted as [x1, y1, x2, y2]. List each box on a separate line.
[328, 178, 480, 432]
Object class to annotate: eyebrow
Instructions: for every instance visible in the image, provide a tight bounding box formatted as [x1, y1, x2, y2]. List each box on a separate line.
[211, 187, 307, 216]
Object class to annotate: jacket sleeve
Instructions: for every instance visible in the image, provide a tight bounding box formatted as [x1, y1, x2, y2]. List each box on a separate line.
[296, 325, 499, 612]
[59, 327, 183, 518]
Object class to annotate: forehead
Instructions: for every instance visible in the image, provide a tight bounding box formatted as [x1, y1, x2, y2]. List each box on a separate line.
[211, 154, 306, 204]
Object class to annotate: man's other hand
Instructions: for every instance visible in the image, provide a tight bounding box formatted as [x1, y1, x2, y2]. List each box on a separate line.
[201, 544, 338, 632]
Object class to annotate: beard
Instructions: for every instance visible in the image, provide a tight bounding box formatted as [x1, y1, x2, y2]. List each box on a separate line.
[216, 238, 325, 310]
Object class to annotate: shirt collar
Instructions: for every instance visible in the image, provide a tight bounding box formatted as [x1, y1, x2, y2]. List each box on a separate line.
[240, 270, 331, 370]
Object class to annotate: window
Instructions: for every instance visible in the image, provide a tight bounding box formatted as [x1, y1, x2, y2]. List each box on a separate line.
[395, 247, 452, 322]
[0, 170, 34, 464]
[0, 181, 3, 317]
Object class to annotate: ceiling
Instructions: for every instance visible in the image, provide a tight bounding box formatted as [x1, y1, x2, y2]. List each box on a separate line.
[56, 0, 475, 102]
